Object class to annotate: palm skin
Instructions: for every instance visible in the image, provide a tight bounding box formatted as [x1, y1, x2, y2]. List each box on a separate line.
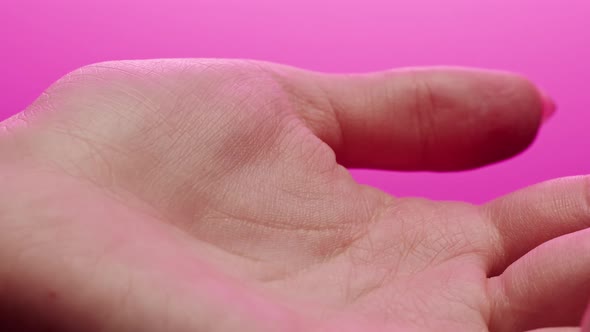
[0, 59, 588, 332]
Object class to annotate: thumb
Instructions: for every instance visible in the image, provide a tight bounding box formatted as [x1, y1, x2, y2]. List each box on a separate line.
[283, 66, 555, 171]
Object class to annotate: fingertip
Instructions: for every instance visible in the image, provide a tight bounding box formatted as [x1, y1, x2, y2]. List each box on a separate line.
[539, 89, 557, 124]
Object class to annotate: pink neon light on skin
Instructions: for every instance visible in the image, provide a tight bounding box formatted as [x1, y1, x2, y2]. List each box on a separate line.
[1, 0, 589, 204]
[1, 0, 590, 329]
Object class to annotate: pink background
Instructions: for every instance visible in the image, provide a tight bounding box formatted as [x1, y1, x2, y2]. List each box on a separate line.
[1, 0, 589, 203]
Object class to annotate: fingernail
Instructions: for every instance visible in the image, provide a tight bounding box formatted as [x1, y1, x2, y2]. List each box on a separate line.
[540, 90, 556, 124]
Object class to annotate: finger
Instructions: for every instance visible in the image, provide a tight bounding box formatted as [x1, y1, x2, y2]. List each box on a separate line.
[282, 66, 554, 171]
[483, 176, 590, 276]
[488, 228, 590, 332]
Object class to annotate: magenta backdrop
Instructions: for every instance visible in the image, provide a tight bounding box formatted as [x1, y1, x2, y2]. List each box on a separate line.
[1, 0, 589, 203]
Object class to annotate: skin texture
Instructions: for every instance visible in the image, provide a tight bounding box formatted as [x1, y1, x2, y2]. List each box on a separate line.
[0, 59, 588, 332]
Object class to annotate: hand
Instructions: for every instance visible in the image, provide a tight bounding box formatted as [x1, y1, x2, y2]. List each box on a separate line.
[0, 59, 587, 332]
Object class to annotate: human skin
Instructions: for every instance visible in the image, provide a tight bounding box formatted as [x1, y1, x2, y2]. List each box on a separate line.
[0, 59, 588, 331]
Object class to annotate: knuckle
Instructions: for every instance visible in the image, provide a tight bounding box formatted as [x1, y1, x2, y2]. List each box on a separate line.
[406, 71, 439, 164]
[408, 71, 438, 116]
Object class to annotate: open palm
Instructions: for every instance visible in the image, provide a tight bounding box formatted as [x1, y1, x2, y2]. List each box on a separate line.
[0, 59, 588, 332]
